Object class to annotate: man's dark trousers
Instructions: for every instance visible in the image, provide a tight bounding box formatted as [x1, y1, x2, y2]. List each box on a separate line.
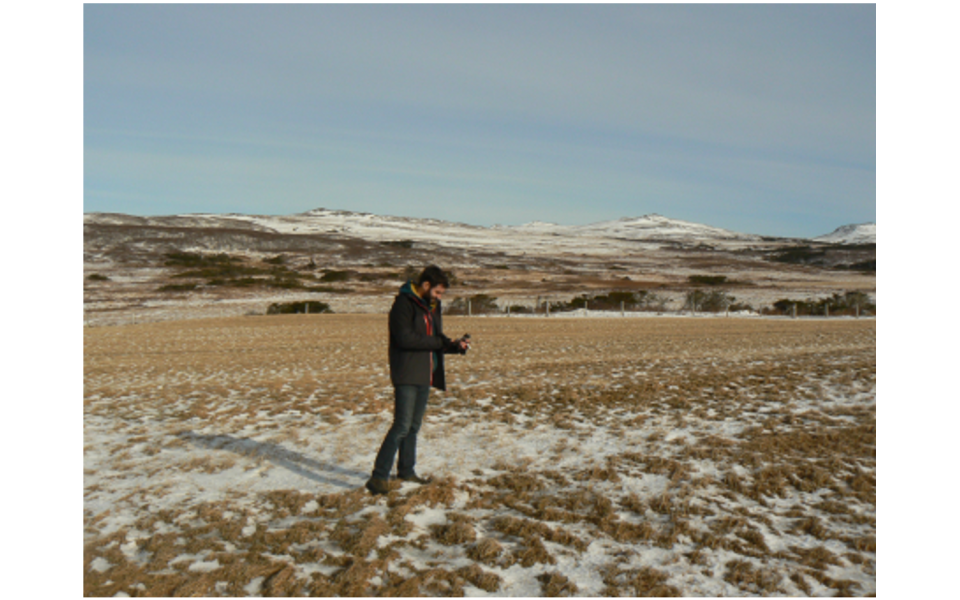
[372, 384, 430, 480]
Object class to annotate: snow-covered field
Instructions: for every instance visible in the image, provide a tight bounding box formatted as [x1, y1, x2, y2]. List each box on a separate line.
[84, 315, 875, 596]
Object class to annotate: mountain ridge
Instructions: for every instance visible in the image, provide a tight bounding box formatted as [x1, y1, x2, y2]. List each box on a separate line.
[85, 208, 874, 245]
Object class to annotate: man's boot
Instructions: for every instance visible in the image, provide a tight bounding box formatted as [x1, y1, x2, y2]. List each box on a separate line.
[398, 473, 432, 485]
[365, 477, 390, 495]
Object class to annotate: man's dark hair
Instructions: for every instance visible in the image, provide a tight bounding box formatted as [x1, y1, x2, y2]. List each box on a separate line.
[418, 265, 450, 288]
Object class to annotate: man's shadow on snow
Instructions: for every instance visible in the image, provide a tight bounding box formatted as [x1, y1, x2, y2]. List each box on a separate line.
[176, 432, 367, 490]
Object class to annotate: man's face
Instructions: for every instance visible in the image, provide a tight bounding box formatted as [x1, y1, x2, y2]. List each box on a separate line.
[422, 283, 447, 303]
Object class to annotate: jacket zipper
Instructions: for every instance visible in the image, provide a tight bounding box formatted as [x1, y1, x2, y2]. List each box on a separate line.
[423, 312, 434, 386]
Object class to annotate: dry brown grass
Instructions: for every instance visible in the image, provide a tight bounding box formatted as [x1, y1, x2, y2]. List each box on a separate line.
[332, 513, 390, 557]
[538, 571, 580, 596]
[467, 537, 505, 566]
[85, 315, 875, 596]
[492, 515, 588, 552]
[601, 564, 683, 597]
[723, 559, 784, 594]
[431, 519, 477, 545]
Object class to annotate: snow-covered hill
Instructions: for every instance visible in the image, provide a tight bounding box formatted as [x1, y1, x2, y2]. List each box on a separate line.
[84, 208, 878, 263]
[512, 214, 760, 242]
[84, 209, 765, 256]
[813, 223, 876, 245]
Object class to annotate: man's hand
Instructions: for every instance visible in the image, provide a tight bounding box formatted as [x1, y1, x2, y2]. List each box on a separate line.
[457, 334, 471, 352]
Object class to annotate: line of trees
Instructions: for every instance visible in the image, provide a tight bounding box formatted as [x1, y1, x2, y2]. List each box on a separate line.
[445, 289, 875, 316]
[769, 291, 875, 316]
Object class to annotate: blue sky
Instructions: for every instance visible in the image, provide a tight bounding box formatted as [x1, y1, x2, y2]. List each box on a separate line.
[84, 4, 875, 238]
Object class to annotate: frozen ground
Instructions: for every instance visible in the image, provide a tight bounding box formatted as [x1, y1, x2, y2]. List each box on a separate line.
[84, 316, 875, 596]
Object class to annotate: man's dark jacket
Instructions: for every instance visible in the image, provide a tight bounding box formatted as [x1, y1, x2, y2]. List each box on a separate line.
[389, 282, 464, 391]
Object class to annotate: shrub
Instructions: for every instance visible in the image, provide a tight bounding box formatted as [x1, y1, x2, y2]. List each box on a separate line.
[382, 240, 415, 249]
[173, 264, 267, 280]
[684, 289, 734, 312]
[320, 270, 352, 282]
[158, 283, 197, 292]
[446, 294, 499, 315]
[164, 251, 238, 268]
[688, 275, 728, 286]
[222, 277, 259, 288]
[267, 276, 305, 289]
[263, 254, 286, 265]
[842, 259, 876, 272]
[86, 273, 110, 281]
[771, 291, 875, 316]
[545, 291, 667, 313]
[507, 305, 533, 314]
[266, 301, 332, 315]
[770, 246, 825, 265]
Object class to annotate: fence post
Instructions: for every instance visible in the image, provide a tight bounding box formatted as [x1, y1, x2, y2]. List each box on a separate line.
[856, 303, 860, 318]
[825, 305, 829, 318]
[792, 303, 797, 318]
[546, 301, 550, 317]
[468, 300, 472, 317]
[507, 305, 511, 317]
[621, 300, 625, 317]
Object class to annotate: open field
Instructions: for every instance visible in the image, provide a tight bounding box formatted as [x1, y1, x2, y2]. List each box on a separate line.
[84, 315, 875, 596]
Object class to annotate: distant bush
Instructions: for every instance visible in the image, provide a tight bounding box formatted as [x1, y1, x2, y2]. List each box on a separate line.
[684, 289, 734, 313]
[166, 252, 319, 291]
[267, 276, 305, 289]
[87, 273, 110, 281]
[266, 301, 332, 315]
[688, 275, 728, 286]
[766, 243, 875, 273]
[164, 251, 239, 268]
[173, 264, 267, 280]
[547, 290, 666, 312]
[382, 240, 415, 249]
[218, 277, 259, 288]
[770, 246, 825, 265]
[840, 260, 876, 273]
[771, 291, 875, 316]
[158, 283, 197, 292]
[320, 270, 353, 282]
[446, 294, 499, 315]
[506, 305, 533, 314]
[263, 255, 286, 265]
[358, 271, 388, 282]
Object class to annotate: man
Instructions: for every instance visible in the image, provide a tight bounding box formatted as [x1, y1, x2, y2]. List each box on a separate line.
[365, 265, 470, 495]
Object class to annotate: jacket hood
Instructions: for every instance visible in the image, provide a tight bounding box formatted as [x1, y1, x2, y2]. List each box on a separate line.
[399, 280, 435, 311]
[399, 280, 418, 297]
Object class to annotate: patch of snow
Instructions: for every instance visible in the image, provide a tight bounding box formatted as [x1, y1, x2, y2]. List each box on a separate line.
[813, 222, 876, 244]
[90, 557, 112, 573]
